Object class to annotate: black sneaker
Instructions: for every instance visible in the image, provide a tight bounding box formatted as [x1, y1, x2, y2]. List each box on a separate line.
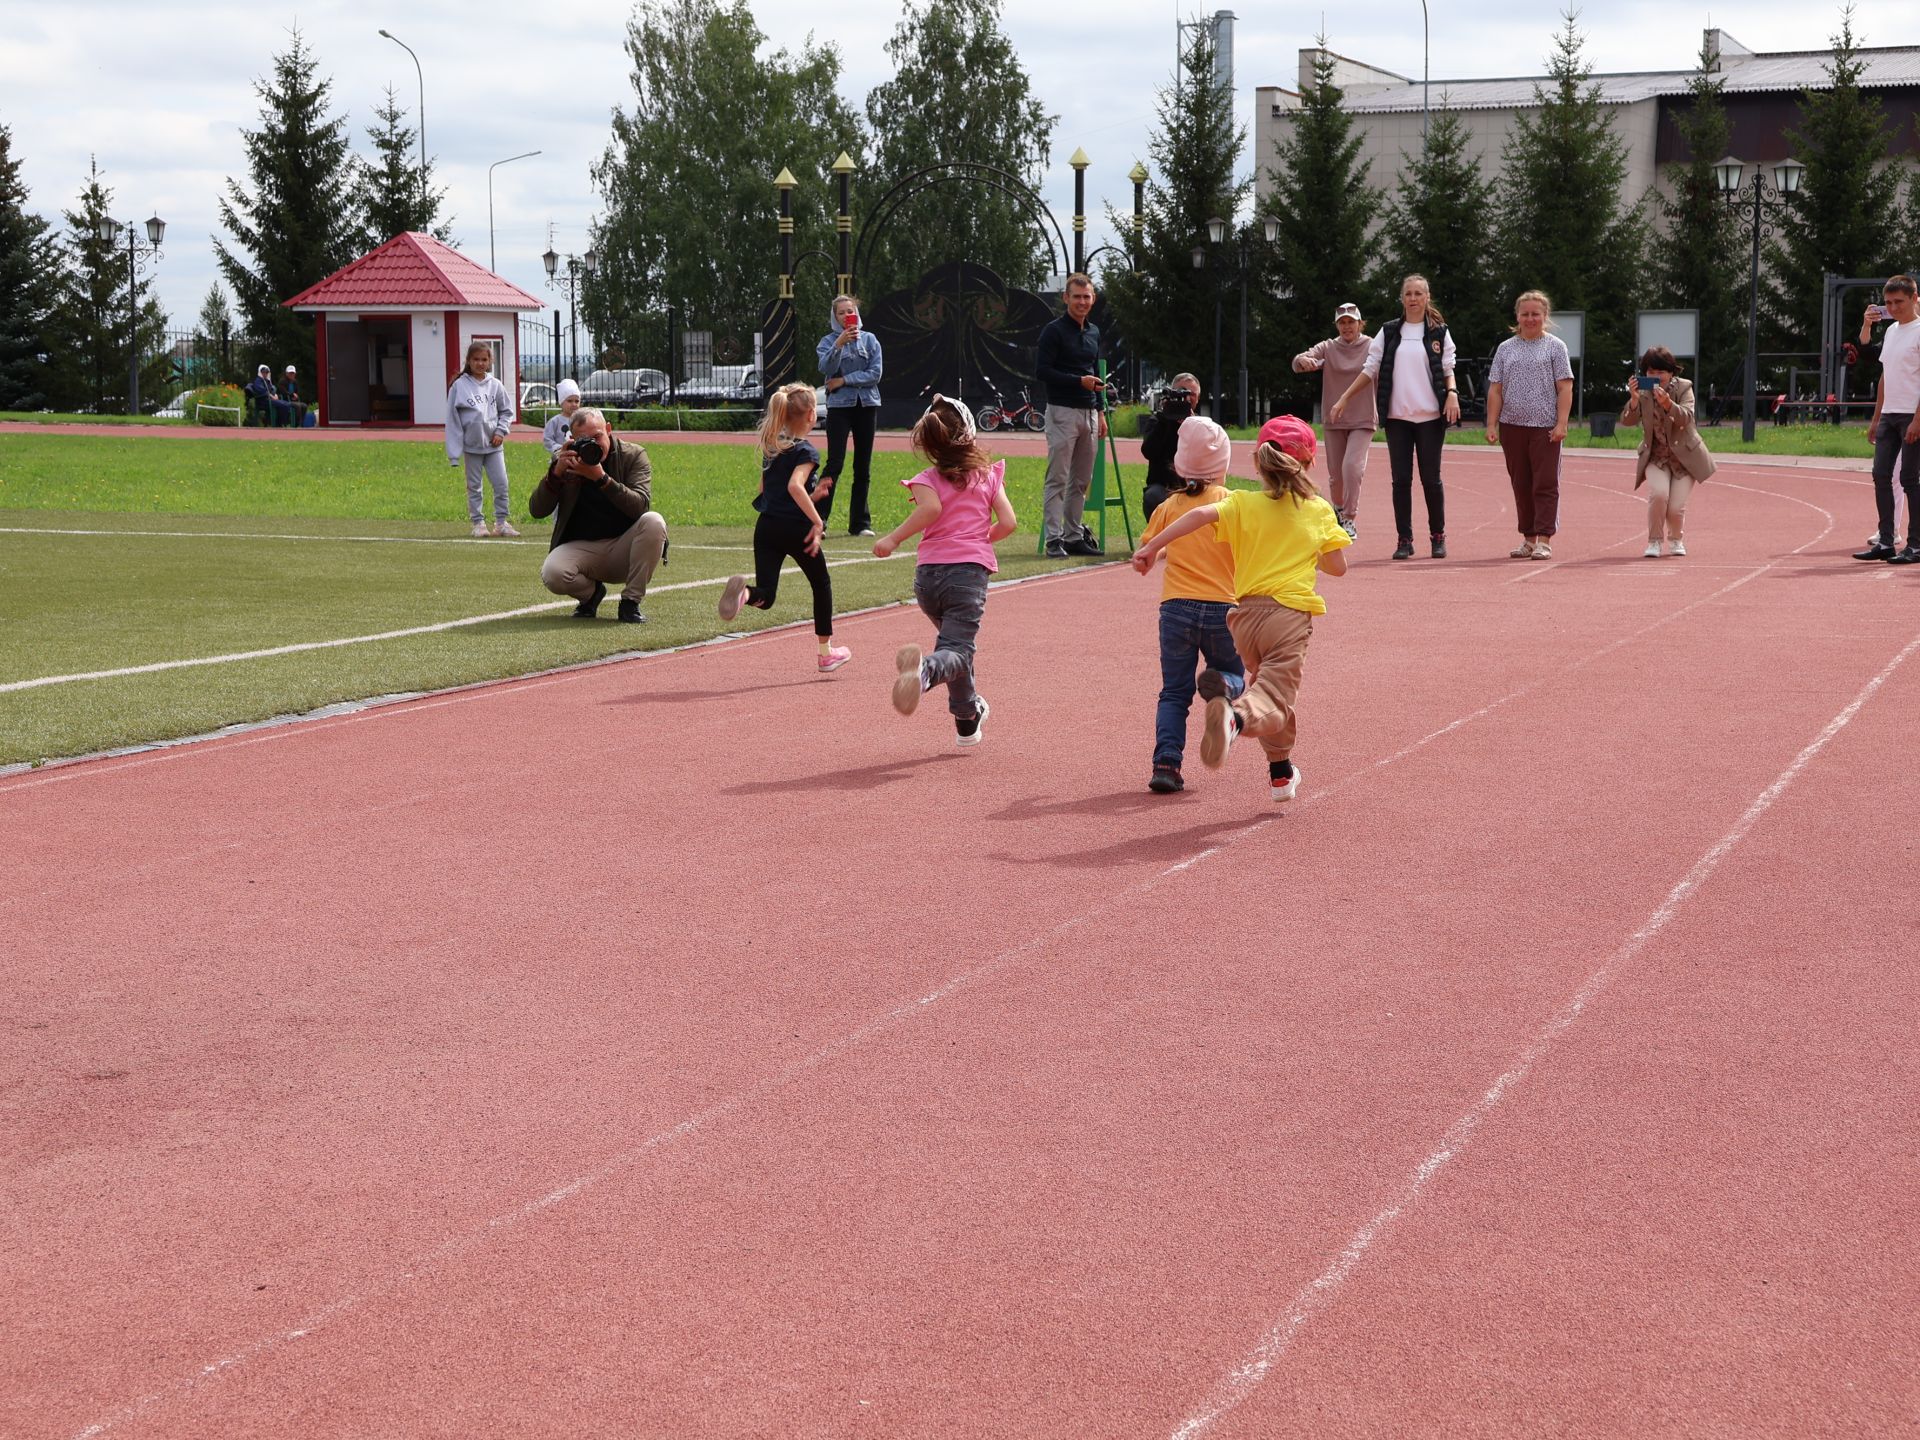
[1430, 536, 1448, 559]
[1044, 539, 1070, 559]
[1392, 540, 1415, 560]
[1149, 765, 1185, 794]
[616, 596, 647, 622]
[1196, 669, 1231, 702]
[1890, 546, 1920, 565]
[955, 697, 989, 748]
[1065, 535, 1103, 556]
[573, 580, 607, 618]
[1854, 543, 1898, 561]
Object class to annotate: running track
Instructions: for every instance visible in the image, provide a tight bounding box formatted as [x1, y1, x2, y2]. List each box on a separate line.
[5, 450, 1917, 1438]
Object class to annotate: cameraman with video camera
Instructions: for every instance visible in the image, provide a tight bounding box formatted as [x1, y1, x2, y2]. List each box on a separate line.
[1139, 373, 1203, 520]
[530, 406, 668, 623]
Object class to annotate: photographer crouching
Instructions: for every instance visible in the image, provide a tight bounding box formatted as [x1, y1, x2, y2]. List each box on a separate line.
[530, 407, 668, 623]
[1139, 373, 1203, 520]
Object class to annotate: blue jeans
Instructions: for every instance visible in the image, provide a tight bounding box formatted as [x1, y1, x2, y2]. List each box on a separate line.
[1153, 598, 1245, 768]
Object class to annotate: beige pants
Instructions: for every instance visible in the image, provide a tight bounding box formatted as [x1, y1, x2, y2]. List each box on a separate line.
[541, 513, 668, 601]
[1323, 428, 1369, 519]
[1227, 597, 1313, 762]
[1644, 464, 1693, 542]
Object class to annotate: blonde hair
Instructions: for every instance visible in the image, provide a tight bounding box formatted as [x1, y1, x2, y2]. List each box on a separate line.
[1510, 289, 1556, 333]
[911, 397, 993, 486]
[1400, 273, 1445, 327]
[831, 293, 860, 319]
[758, 382, 817, 458]
[1252, 441, 1319, 505]
[463, 340, 493, 376]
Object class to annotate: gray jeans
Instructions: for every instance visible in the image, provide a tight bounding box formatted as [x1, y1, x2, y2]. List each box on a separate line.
[1043, 404, 1098, 541]
[914, 562, 989, 719]
[463, 450, 509, 523]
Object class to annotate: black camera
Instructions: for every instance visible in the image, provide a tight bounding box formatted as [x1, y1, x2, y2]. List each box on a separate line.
[567, 436, 605, 467]
[1160, 388, 1194, 415]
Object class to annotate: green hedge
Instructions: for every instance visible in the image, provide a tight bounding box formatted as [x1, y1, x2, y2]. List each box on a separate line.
[186, 384, 247, 425]
[526, 404, 759, 433]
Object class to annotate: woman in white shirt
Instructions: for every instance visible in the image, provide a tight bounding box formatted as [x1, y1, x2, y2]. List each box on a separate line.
[1332, 274, 1459, 559]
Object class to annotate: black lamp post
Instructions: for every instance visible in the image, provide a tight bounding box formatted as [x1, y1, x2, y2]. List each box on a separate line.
[1194, 214, 1279, 428]
[1714, 153, 1804, 443]
[542, 244, 599, 383]
[377, 29, 427, 213]
[96, 211, 164, 415]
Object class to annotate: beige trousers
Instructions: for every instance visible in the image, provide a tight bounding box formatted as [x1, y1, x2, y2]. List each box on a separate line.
[1644, 464, 1693, 542]
[1322, 428, 1369, 519]
[541, 513, 668, 601]
[1226, 597, 1314, 762]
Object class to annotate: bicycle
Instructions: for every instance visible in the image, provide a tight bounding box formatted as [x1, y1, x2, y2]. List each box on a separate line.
[978, 385, 1046, 433]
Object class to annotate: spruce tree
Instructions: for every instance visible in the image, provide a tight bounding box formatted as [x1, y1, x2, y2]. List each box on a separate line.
[1099, 23, 1246, 404]
[1256, 41, 1382, 406]
[1656, 37, 1749, 398]
[193, 283, 237, 385]
[1763, 8, 1903, 353]
[1372, 103, 1501, 356]
[43, 158, 170, 414]
[215, 27, 357, 377]
[350, 86, 451, 252]
[0, 119, 54, 410]
[861, 0, 1056, 307]
[1492, 10, 1648, 400]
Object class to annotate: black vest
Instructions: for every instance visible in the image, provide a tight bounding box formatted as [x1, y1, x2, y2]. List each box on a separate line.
[1376, 317, 1450, 416]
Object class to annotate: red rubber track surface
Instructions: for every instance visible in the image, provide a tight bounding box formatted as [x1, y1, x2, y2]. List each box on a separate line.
[4, 451, 1916, 1439]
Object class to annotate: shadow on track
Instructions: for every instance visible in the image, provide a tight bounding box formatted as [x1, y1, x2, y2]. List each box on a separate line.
[723, 752, 963, 794]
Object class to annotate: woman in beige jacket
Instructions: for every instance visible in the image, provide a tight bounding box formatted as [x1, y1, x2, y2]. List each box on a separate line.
[1619, 346, 1715, 557]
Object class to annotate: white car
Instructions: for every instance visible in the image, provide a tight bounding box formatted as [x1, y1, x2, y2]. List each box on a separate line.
[519, 382, 557, 410]
[156, 389, 194, 419]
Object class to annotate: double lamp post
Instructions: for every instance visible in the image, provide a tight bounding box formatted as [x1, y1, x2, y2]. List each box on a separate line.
[541, 244, 598, 384]
[1713, 153, 1804, 443]
[1192, 214, 1278, 429]
[95, 211, 164, 416]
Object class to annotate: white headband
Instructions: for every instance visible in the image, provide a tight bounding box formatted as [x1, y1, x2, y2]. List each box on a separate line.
[928, 393, 976, 443]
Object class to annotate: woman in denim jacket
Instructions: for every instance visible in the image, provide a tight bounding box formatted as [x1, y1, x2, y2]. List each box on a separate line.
[815, 294, 885, 536]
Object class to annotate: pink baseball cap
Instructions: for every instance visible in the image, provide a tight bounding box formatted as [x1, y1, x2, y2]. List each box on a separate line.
[1257, 414, 1317, 466]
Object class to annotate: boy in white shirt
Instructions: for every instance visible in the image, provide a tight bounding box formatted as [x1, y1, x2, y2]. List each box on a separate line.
[542, 379, 582, 456]
[1856, 275, 1920, 563]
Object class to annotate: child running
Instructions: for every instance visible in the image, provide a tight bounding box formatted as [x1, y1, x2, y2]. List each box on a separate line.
[1130, 416, 1247, 793]
[873, 394, 1017, 747]
[718, 382, 850, 674]
[1130, 415, 1350, 803]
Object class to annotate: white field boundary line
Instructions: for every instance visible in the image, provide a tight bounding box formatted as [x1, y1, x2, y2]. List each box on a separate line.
[1502, 475, 1652, 583]
[0, 556, 899, 695]
[57, 487, 1831, 1437]
[0, 525, 827, 553]
[1166, 620, 1920, 1440]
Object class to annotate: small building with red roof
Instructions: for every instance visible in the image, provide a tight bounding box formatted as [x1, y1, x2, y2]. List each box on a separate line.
[285, 233, 544, 428]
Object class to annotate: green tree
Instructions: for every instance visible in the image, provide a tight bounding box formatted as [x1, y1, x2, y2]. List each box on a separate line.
[1255, 40, 1382, 406]
[590, 0, 864, 367]
[1099, 23, 1246, 401]
[0, 118, 55, 410]
[349, 86, 452, 252]
[1763, 8, 1904, 352]
[1656, 36, 1749, 393]
[43, 158, 170, 414]
[859, 0, 1057, 307]
[1492, 11, 1648, 400]
[192, 282, 238, 386]
[1371, 103, 1502, 360]
[214, 27, 357, 377]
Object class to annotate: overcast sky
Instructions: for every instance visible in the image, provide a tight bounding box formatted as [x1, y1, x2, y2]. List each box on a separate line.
[1, 0, 1901, 330]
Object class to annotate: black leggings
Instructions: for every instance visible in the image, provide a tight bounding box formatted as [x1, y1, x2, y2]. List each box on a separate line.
[1383, 417, 1447, 541]
[746, 511, 834, 636]
[818, 404, 878, 533]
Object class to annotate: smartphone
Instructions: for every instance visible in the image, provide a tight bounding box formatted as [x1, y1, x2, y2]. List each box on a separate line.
[1636, 374, 1661, 393]
[1867, 304, 1890, 323]
[842, 313, 860, 330]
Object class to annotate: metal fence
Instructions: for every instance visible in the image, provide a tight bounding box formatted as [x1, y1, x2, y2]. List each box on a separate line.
[143, 328, 270, 400]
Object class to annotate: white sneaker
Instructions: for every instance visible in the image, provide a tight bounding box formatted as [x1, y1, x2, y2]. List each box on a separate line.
[892, 644, 924, 715]
[1271, 765, 1301, 803]
[1669, 539, 1686, 557]
[1510, 540, 1536, 558]
[471, 521, 490, 539]
[1199, 696, 1239, 768]
[717, 574, 747, 622]
[955, 696, 989, 747]
[496, 520, 521, 538]
[1644, 541, 1662, 558]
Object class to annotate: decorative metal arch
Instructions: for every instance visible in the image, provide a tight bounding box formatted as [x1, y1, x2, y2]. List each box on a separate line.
[851, 161, 1069, 289]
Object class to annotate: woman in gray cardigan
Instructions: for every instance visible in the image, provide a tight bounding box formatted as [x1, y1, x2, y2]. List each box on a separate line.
[1293, 302, 1375, 538]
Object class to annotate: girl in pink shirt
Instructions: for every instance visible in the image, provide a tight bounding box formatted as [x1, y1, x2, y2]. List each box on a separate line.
[874, 395, 1018, 747]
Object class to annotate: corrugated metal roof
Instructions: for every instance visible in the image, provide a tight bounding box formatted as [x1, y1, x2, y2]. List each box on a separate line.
[285, 233, 544, 311]
[1325, 46, 1920, 114]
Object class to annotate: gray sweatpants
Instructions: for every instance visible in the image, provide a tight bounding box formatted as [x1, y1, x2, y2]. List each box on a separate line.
[1043, 404, 1098, 542]
[1323, 428, 1370, 520]
[463, 450, 509, 524]
[914, 561, 990, 719]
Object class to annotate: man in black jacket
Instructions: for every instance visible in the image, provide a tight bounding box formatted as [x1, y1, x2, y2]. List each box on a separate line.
[1140, 373, 1202, 520]
[1035, 273, 1108, 556]
[530, 407, 668, 623]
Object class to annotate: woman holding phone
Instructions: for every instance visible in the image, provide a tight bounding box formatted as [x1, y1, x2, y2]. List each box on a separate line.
[1332, 274, 1459, 559]
[1619, 346, 1714, 557]
[815, 294, 885, 537]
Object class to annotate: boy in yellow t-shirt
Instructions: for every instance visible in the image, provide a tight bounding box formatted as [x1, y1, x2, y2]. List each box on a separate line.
[1132, 417, 1247, 793]
[1132, 415, 1349, 804]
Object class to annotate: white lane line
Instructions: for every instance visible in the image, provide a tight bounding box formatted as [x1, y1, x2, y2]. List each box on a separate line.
[1167, 622, 1920, 1440]
[0, 525, 808, 553]
[0, 557, 893, 695]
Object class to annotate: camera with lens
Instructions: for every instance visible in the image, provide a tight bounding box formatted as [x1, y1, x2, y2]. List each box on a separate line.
[566, 435, 606, 468]
[1160, 388, 1195, 417]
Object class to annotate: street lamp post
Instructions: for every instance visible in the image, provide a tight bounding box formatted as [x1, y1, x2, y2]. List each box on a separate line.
[1420, 0, 1430, 155]
[488, 150, 541, 272]
[1715, 154, 1805, 443]
[377, 29, 426, 211]
[96, 211, 164, 415]
[542, 245, 599, 383]
[1196, 215, 1279, 428]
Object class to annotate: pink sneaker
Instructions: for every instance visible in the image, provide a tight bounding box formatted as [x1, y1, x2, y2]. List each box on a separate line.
[718, 574, 747, 622]
[817, 645, 851, 674]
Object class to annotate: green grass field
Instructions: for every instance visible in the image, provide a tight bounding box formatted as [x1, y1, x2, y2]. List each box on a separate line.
[0, 436, 1134, 767]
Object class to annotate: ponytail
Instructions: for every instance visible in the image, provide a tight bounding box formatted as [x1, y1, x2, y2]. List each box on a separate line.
[758, 382, 817, 459]
[1253, 441, 1319, 505]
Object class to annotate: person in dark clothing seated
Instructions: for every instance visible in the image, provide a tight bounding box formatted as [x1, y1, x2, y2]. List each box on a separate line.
[1140, 373, 1202, 520]
[278, 365, 307, 426]
[245, 364, 289, 426]
[529, 407, 668, 623]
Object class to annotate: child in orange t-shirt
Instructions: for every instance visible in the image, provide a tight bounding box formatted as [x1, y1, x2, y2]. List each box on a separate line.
[1130, 416, 1247, 793]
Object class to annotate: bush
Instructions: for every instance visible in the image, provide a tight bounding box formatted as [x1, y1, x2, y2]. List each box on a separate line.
[185, 384, 247, 425]
[609, 407, 760, 432]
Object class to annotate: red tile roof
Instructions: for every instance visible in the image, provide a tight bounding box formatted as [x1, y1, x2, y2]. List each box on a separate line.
[285, 233, 544, 311]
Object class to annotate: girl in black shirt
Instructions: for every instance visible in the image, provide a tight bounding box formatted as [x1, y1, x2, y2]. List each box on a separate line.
[718, 383, 851, 673]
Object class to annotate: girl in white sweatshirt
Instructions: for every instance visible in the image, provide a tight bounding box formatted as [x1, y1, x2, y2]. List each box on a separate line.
[445, 341, 519, 537]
